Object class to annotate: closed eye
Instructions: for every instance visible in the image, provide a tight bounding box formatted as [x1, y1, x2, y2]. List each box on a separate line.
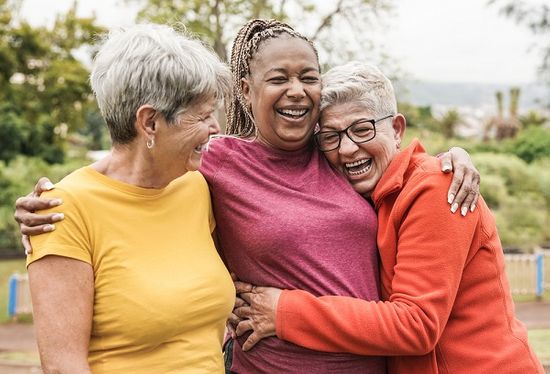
[268, 76, 287, 83]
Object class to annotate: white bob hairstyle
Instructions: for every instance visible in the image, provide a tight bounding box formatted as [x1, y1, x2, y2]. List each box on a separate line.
[90, 24, 231, 144]
[320, 61, 397, 118]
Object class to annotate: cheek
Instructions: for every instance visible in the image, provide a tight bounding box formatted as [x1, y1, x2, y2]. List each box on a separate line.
[324, 151, 340, 169]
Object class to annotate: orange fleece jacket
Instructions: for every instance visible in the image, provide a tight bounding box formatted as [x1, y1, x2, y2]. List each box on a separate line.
[276, 139, 543, 373]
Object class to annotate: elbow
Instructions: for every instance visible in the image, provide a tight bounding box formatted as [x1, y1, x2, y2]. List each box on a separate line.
[396, 320, 440, 355]
[39, 354, 91, 374]
[414, 337, 438, 355]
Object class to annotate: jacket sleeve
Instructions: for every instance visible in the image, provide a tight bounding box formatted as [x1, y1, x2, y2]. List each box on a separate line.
[276, 171, 480, 356]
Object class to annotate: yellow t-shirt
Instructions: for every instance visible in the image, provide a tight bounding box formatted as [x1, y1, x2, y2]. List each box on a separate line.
[28, 166, 234, 373]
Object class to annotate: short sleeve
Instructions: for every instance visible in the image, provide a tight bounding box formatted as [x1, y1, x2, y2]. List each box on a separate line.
[199, 137, 228, 183]
[27, 188, 92, 267]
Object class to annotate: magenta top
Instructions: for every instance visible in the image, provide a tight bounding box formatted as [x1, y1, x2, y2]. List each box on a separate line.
[200, 137, 385, 373]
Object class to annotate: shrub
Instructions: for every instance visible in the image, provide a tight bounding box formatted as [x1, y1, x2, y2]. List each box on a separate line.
[507, 126, 550, 163]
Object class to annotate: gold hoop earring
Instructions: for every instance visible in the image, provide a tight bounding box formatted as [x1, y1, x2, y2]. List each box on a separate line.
[146, 137, 155, 149]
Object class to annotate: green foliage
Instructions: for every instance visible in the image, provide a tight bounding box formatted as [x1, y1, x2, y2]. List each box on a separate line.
[130, 0, 393, 66]
[471, 152, 550, 250]
[398, 102, 435, 129]
[0, 1, 105, 163]
[0, 155, 87, 255]
[131, 0, 289, 60]
[472, 153, 538, 195]
[520, 110, 547, 128]
[437, 108, 461, 138]
[506, 126, 550, 163]
[478, 174, 507, 209]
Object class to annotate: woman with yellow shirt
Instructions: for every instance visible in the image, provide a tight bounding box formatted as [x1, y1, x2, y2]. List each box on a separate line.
[25, 24, 234, 373]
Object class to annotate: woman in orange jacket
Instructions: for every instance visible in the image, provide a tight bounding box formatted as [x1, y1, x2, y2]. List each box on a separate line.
[232, 61, 544, 373]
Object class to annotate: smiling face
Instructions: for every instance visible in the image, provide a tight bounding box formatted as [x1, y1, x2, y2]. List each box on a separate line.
[157, 97, 220, 174]
[241, 35, 321, 151]
[320, 101, 405, 197]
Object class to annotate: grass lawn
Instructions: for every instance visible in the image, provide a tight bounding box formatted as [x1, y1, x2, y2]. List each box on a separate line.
[529, 329, 550, 364]
[0, 258, 29, 324]
[513, 289, 550, 303]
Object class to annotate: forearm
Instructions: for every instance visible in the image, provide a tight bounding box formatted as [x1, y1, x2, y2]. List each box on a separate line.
[277, 290, 442, 355]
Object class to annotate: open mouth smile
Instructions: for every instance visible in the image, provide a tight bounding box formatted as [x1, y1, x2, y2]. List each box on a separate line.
[276, 108, 309, 119]
[194, 142, 208, 153]
[345, 158, 372, 176]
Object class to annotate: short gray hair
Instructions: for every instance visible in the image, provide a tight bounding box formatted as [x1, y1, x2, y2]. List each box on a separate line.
[320, 61, 396, 117]
[90, 24, 231, 144]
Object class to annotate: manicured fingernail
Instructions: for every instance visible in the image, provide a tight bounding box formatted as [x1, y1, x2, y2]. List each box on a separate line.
[52, 213, 64, 221]
[43, 224, 55, 232]
[49, 199, 63, 207]
[25, 248, 31, 255]
[447, 194, 454, 204]
[44, 182, 55, 190]
[451, 203, 458, 213]
[470, 204, 476, 212]
[442, 163, 451, 172]
[461, 207, 468, 216]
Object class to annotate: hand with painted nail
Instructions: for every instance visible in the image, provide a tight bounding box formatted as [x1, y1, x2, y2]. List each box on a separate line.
[13, 177, 64, 254]
[439, 147, 480, 216]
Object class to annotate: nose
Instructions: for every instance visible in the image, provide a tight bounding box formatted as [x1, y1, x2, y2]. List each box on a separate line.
[286, 78, 305, 99]
[338, 133, 358, 156]
[208, 114, 221, 135]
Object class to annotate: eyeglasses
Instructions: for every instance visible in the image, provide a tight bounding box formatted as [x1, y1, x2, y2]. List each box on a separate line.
[314, 114, 394, 152]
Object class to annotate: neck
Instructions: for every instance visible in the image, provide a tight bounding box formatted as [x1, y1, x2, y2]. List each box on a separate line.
[92, 143, 184, 189]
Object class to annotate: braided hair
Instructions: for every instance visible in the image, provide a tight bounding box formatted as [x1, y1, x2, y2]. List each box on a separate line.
[226, 19, 319, 137]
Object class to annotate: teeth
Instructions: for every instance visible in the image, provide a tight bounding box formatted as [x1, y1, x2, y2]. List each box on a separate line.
[345, 159, 369, 168]
[279, 109, 307, 116]
[345, 159, 372, 176]
[194, 143, 207, 152]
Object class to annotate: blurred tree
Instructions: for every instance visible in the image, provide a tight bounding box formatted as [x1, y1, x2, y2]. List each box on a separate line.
[129, 0, 393, 67]
[520, 109, 547, 128]
[437, 108, 461, 138]
[489, 0, 550, 103]
[0, 0, 106, 162]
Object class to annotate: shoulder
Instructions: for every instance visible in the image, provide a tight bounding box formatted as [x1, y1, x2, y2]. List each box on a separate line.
[405, 152, 450, 191]
[200, 136, 252, 179]
[40, 167, 95, 210]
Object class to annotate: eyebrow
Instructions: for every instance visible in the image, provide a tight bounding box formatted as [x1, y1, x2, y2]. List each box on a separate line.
[321, 118, 370, 131]
[264, 67, 320, 75]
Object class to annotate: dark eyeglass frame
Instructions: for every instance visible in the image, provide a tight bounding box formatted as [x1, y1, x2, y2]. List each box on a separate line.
[315, 114, 395, 152]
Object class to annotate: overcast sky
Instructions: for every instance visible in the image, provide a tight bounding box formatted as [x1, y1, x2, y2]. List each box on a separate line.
[18, 0, 543, 85]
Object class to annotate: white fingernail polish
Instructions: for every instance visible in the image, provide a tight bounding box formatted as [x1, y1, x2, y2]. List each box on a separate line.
[443, 163, 452, 172]
[44, 182, 55, 190]
[52, 213, 64, 221]
[44, 224, 55, 232]
[49, 199, 63, 207]
[451, 203, 458, 213]
[448, 194, 454, 204]
[470, 204, 476, 212]
[461, 207, 467, 216]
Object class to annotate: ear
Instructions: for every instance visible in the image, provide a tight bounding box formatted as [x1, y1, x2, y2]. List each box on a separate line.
[241, 77, 251, 105]
[135, 105, 157, 137]
[392, 113, 406, 144]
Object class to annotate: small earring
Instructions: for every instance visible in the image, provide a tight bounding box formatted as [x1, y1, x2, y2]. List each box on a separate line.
[146, 137, 155, 149]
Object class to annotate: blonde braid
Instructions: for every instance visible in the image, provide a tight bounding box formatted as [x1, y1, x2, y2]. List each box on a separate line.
[226, 19, 319, 137]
